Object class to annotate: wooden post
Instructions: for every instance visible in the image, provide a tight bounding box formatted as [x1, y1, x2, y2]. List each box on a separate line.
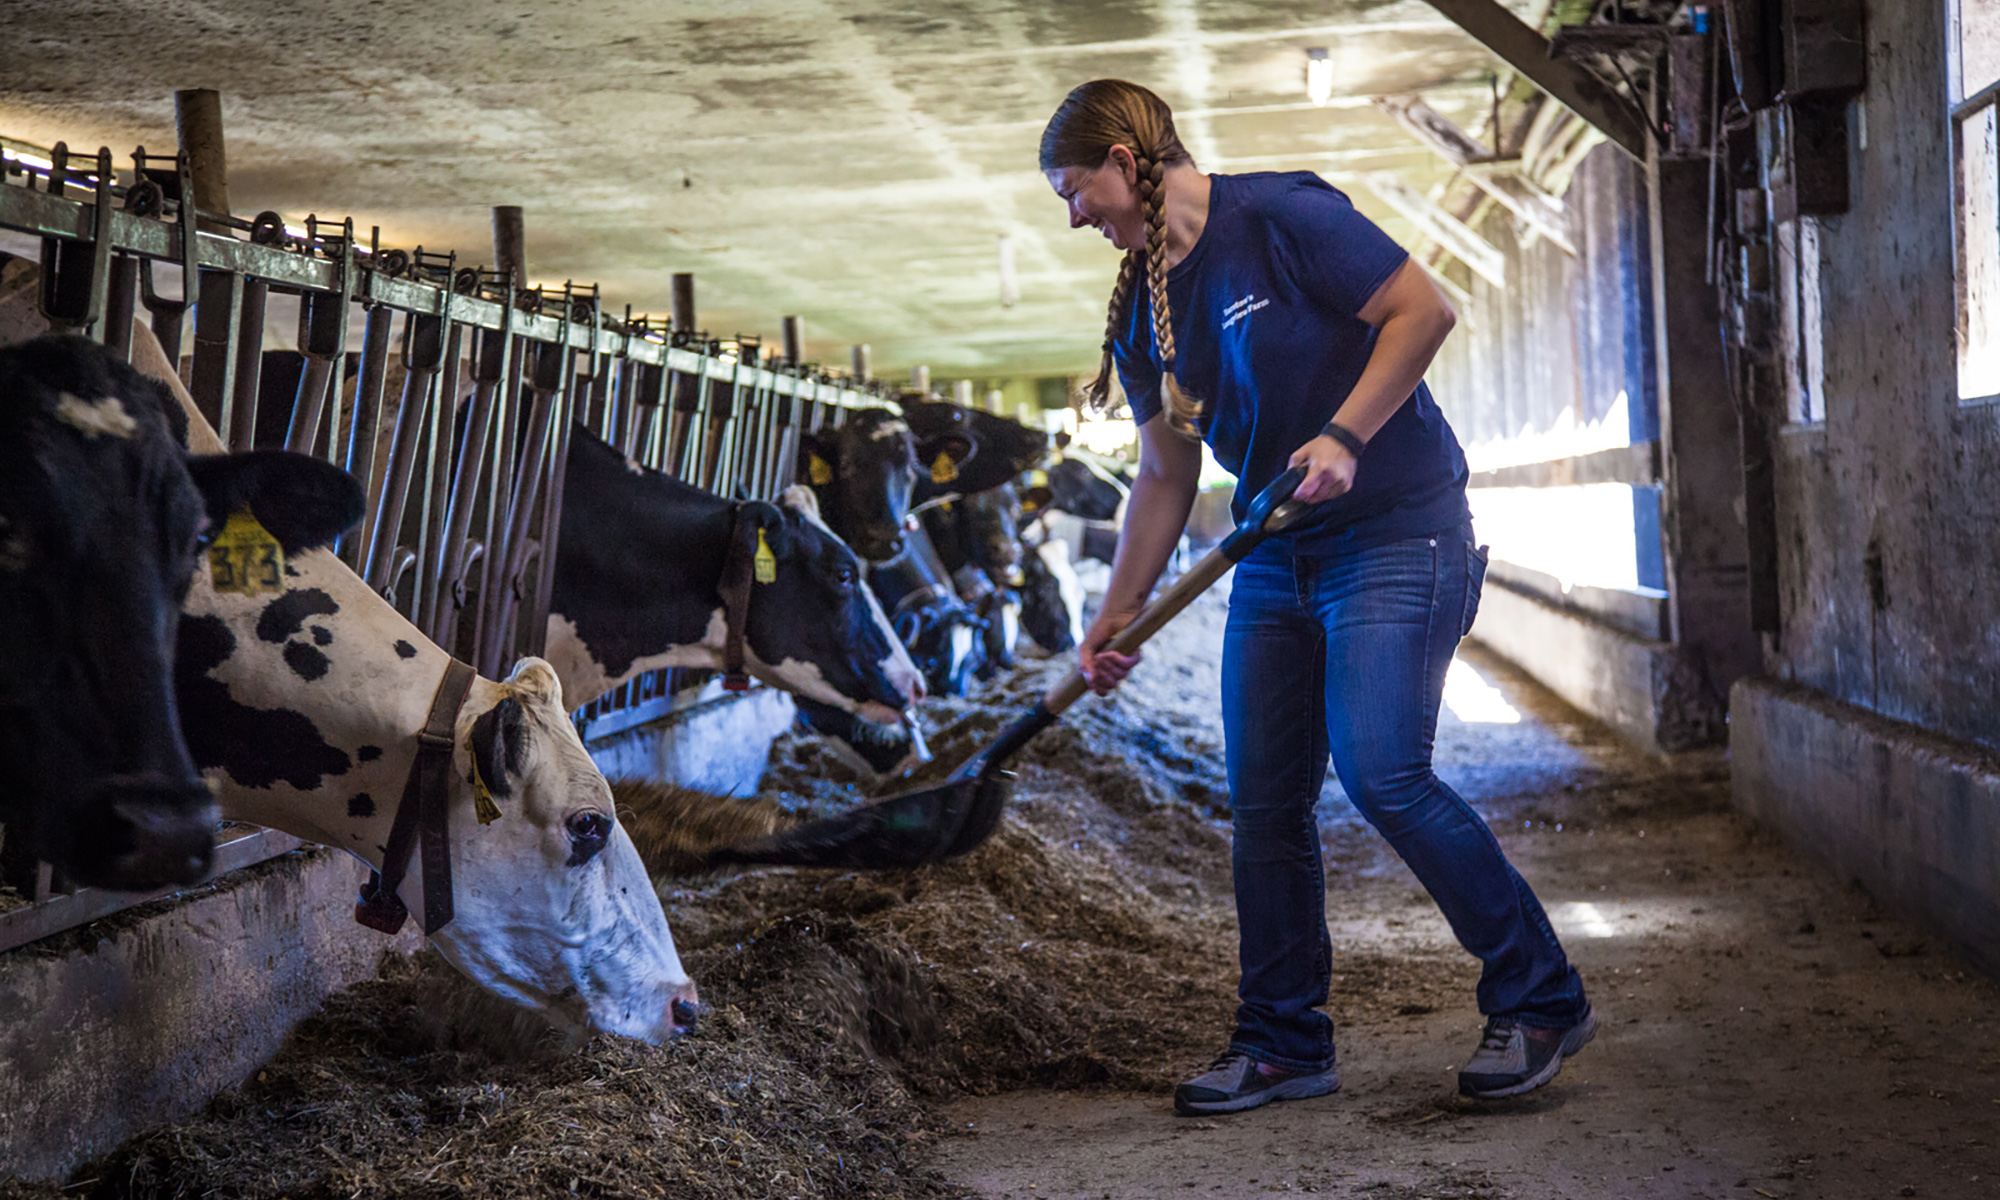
[491, 206, 526, 291]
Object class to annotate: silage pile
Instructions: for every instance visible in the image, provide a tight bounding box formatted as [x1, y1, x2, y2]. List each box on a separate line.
[26, 595, 1250, 1200]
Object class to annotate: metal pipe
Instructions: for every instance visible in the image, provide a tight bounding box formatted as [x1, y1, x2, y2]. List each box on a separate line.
[781, 314, 804, 366]
[174, 89, 231, 232]
[226, 278, 266, 451]
[431, 318, 510, 648]
[365, 312, 444, 591]
[671, 273, 695, 335]
[416, 323, 464, 633]
[340, 304, 396, 567]
[850, 343, 870, 382]
[491, 205, 526, 291]
[105, 253, 137, 360]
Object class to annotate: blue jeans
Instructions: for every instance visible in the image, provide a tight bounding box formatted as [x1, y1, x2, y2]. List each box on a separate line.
[1221, 526, 1587, 1072]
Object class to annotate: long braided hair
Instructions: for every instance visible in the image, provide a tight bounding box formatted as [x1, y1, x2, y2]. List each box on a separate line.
[1040, 80, 1202, 437]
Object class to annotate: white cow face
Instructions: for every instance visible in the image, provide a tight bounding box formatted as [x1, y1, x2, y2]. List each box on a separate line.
[428, 657, 698, 1043]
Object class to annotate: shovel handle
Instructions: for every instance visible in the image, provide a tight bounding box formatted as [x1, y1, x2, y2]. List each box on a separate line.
[1039, 465, 1312, 717]
[1040, 549, 1232, 714]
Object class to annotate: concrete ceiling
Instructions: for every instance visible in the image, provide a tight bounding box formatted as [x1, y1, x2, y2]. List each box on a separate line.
[0, 0, 1541, 379]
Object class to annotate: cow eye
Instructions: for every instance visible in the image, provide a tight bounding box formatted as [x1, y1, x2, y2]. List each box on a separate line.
[190, 517, 216, 553]
[565, 810, 613, 864]
[832, 564, 857, 588]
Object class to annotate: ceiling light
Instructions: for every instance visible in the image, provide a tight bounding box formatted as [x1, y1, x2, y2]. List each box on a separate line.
[1305, 48, 1333, 108]
[997, 233, 1019, 309]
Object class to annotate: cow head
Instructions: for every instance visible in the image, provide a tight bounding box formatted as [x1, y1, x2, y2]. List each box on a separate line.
[737, 486, 925, 722]
[433, 658, 699, 1042]
[963, 484, 1024, 575]
[798, 408, 920, 561]
[1019, 537, 1085, 653]
[791, 695, 932, 782]
[0, 335, 360, 891]
[905, 402, 1048, 501]
[1045, 455, 1129, 520]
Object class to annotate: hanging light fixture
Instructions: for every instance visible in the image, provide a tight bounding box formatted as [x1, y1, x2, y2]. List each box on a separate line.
[998, 233, 1019, 309]
[1305, 48, 1334, 108]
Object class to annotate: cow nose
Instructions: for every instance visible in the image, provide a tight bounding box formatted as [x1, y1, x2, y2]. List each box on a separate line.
[82, 777, 219, 891]
[668, 983, 702, 1038]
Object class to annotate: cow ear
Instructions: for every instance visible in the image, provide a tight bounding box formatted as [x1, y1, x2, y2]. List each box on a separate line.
[797, 433, 834, 486]
[185, 450, 365, 553]
[779, 484, 822, 522]
[920, 434, 975, 465]
[468, 695, 525, 799]
[505, 656, 565, 709]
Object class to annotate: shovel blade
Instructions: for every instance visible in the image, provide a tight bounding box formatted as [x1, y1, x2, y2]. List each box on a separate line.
[709, 770, 1015, 871]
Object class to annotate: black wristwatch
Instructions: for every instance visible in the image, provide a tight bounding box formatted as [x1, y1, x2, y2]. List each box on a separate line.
[1319, 419, 1366, 458]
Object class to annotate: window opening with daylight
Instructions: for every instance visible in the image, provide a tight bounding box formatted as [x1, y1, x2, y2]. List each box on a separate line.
[1951, 0, 2000, 402]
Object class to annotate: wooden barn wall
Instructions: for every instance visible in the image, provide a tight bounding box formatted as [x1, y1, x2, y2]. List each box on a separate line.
[1428, 144, 1658, 449]
[1426, 143, 1663, 586]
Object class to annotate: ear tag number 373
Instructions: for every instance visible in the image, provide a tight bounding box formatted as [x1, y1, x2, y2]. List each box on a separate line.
[208, 507, 285, 598]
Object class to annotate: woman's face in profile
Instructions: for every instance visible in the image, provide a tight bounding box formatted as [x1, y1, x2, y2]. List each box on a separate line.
[1046, 146, 1146, 252]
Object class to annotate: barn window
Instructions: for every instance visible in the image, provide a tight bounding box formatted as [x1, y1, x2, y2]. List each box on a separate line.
[1950, 0, 2000, 402]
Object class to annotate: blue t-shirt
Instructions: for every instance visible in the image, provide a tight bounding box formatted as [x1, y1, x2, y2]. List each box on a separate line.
[1117, 171, 1470, 554]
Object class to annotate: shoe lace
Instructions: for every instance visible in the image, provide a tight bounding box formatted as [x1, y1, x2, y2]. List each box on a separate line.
[1205, 1050, 1251, 1072]
[1477, 1018, 1518, 1052]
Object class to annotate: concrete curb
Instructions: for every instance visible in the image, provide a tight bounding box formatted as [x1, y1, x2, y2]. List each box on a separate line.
[1731, 676, 2000, 976]
[1469, 577, 1722, 755]
[0, 847, 417, 1182]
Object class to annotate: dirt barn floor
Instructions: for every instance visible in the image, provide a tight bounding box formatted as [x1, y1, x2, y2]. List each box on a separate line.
[9, 580, 1998, 1200]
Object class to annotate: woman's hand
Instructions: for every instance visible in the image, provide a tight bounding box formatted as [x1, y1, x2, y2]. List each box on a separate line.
[1078, 608, 1142, 695]
[1288, 433, 1359, 505]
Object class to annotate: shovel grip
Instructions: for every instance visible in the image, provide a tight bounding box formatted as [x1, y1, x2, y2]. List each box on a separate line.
[1041, 548, 1233, 714]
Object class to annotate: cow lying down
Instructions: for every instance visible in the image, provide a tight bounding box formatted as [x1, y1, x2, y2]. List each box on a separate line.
[0, 335, 361, 891]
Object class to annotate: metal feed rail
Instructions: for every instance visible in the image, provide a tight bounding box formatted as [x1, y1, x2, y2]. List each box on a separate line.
[0, 136, 881, 952]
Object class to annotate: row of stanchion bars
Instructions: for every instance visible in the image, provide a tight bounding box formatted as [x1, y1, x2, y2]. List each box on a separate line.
[0, 133, 890, 688]
[0, 99, 899, 935]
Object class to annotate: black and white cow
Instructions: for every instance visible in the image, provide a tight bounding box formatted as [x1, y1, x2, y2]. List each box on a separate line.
[0, 335, 363, 892]
[923, 484, 1026, 677]
[867, 521, 986, 698]
[1040, 454, 1129, 521]
[798, 406, 970, 562]
[1017, 536, 1087, 654]
[546, 424, 925, 723]
[148, 334, 699, 1044]
[904, 402, 1049, 504]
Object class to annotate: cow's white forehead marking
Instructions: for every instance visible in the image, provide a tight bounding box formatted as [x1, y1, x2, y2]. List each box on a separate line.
[780, 484, 824, 522]
[54, 392, 137, 440]
[868, 419, 910, 440]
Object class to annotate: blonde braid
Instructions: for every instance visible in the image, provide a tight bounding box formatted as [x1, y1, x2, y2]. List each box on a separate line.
[1084, 248, 1143, 413]
[1140, 152, 1202, 437]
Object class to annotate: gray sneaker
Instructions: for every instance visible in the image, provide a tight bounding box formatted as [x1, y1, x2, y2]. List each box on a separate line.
[1173, 1050, 1339, 1116]
[1457, 1005, 1599, 1099]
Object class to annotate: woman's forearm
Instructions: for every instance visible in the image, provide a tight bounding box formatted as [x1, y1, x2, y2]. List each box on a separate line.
[1101, 465, 1199, 618]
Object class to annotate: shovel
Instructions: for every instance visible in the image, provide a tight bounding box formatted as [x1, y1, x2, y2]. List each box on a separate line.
[710, 464, 1317, 871]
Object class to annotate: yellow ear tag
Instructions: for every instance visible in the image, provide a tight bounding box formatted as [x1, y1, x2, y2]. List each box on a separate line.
[931, 451, 958, 484]
[470, 754, 502, 825]
[808, 453, 834, 486]
[208, 507, 285, 598]
[753, 528, 777, 584]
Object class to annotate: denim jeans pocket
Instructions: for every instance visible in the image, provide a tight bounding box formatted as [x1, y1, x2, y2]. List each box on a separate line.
[1462, 542, 1490, 639]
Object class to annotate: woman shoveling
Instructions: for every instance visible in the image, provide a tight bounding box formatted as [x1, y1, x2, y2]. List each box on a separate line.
[1040, 79, 1596, 1115]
